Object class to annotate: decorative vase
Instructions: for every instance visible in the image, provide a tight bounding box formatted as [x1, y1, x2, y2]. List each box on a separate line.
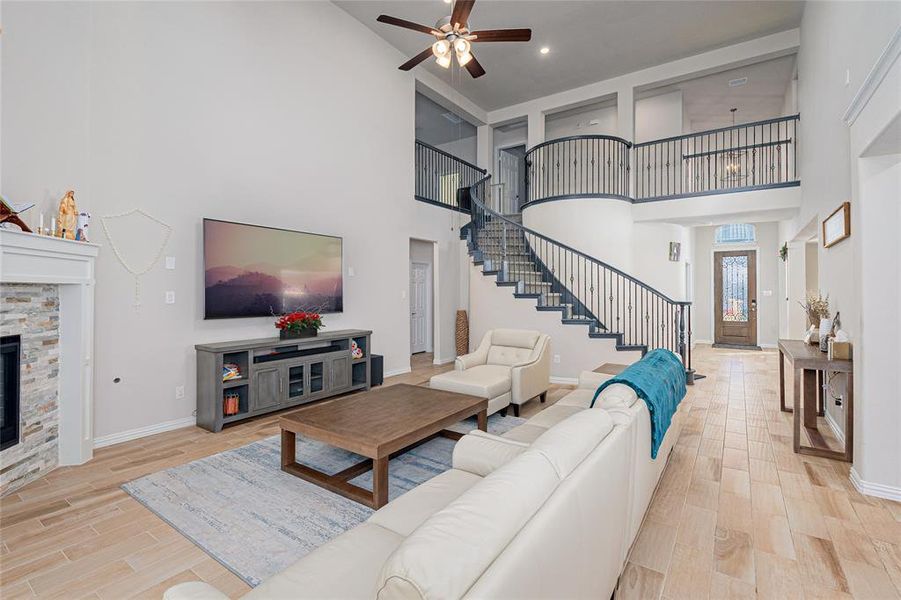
[280, 328, 318, 340]
[455, 310, 469, 356]
[818, 318, 833, 353]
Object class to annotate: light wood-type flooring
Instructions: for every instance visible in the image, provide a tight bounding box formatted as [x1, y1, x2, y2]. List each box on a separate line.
[1, 348, 899, 598]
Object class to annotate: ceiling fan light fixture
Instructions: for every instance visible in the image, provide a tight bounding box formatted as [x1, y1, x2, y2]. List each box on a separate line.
[457, 51, 473, 66]
[432, 39, 451, 58]
[453, 37, 471, 55]
[435, 52, 452, 68]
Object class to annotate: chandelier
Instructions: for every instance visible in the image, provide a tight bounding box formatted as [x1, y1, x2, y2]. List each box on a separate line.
[720, 108, 748, 184]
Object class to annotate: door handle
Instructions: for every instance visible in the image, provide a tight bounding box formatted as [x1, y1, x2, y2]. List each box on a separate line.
[750, 299, 757, 311]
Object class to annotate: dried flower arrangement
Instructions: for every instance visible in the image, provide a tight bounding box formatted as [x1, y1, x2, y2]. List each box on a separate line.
[799, 291, 830, 327]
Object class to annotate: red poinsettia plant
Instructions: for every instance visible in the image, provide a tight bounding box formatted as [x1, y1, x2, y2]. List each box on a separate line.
[275, 311, 324, 333]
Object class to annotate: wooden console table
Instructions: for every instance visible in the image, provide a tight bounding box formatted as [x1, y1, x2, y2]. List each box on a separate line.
[777, 339, 853, 462]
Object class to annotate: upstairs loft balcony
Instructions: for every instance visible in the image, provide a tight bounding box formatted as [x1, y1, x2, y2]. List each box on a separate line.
[414, 114, 800, 213]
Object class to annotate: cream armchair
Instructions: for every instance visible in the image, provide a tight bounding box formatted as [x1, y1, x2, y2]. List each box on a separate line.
[429, 329, 551, 417]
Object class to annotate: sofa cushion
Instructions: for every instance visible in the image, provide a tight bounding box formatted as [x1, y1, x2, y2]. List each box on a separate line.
[530, 410, 614, 478]
[500, 423, 548, 444]
[452, 431, 529, 477]
[429, 365, 511, 399]
[486, 345, 534, 367]
[246, 522, 402, 600]
[556, 388, 595, 409]
[368, 469, 482, 537]
[526, 404, 584, 429]
[376, 451, 559, 600]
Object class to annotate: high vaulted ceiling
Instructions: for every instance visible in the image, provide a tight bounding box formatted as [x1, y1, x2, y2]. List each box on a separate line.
[335, 1, 804, 111]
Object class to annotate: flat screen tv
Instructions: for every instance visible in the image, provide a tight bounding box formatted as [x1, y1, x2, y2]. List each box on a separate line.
[203, 218, 343, 319]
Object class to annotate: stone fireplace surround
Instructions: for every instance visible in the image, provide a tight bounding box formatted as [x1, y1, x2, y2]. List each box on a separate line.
[0, 229, 99, 496]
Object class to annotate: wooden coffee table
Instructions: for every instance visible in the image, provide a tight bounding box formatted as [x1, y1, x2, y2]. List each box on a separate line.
[279, 384, 487, 509]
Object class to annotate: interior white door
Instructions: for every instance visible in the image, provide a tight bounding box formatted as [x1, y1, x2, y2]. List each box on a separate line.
[410, 261, 430, 354]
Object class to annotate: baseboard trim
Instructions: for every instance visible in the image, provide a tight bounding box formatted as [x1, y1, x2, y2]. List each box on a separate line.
[850, 467, 901, 502]
[94, 416, 197, 449]
[432, 357, 455, 366]
[824, 411, 846, 446]
[550, 375, 579, 385]
[384, 367, 412, 378]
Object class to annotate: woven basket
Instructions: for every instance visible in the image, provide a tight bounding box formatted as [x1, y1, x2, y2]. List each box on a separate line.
[455, 310, 469, 356]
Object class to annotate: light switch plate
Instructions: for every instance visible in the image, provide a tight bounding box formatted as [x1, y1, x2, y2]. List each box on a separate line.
[762, 290, 773, 297]
[347, 267, 355, 277]
[165, 291, 176, 304]
[165, 256, 176, 270]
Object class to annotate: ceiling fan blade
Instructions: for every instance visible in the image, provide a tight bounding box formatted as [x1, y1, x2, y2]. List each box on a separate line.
[377, 15, 439, 36]
[398, 47, 435, 71]
[471, 28, 532, 42]
[464, 53, 486, 79]
[450, 0, 475, 28]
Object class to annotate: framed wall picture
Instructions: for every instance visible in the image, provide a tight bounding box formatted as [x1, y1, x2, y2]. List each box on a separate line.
[669, 242, 681, 262]
[822, 201, 851, 248]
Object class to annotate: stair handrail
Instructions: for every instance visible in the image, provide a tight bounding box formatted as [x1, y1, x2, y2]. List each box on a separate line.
[470, 175, 689, 306]
[468, 174, 692, 372]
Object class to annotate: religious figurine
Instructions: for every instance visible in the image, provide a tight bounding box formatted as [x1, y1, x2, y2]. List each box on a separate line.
[57, 190, 78, 239]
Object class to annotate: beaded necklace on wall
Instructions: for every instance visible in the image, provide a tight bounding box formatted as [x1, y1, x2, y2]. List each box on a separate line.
[100, 208, 172, 309]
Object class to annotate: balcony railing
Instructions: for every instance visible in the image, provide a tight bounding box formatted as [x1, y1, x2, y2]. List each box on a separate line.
[415, 115, 800, 213]
[415, 140, 486, 213]
[524, 135, 632, 205]
[633, 114, 799, 202]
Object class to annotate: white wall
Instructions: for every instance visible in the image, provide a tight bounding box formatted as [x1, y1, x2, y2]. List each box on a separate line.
[857, 153, 901, 495]
[544, 104, 618, 140]
[435, 136, 477, 165]
[634, 91, 683, 144]
[691, 222, 780, 347]
[790, 2, 900, 452]
[631, 222, 691, 302]
[2, 1, 466, 440]
[522, 198, 634, 274]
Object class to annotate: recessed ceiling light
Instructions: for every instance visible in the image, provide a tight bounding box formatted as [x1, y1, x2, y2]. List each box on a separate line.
[443, 0, 452, 3]
[540, 47, 550, 55]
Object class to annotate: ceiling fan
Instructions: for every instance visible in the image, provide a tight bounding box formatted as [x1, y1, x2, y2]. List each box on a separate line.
[376, 0, 531, 79]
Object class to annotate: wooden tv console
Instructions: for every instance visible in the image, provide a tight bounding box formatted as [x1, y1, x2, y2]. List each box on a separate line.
[195, 329, 372, 432]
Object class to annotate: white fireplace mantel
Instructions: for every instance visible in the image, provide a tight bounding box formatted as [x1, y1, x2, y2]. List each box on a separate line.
[1, 229, 100, 465]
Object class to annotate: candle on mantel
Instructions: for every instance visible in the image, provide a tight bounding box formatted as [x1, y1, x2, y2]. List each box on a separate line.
[50, 217, 56, 237]
[39, 213, 44, 235]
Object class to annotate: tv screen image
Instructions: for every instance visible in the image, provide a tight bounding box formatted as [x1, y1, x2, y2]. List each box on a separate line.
[203, 219, 343, 319]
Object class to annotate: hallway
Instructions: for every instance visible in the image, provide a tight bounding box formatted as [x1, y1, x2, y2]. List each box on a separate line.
[617, 346, 901, 599]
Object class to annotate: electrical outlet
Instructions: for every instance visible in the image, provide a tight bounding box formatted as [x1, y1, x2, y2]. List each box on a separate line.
[553, 354, 561, 364]
[175, 386, 185, 400]
[165, 291, 175, 304]
[165, 256, 176, 270]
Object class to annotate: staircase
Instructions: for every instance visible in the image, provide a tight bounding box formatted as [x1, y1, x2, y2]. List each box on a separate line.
[463, 178, 693, 374]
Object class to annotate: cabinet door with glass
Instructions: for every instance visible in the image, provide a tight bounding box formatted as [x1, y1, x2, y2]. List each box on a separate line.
[285, 362, 308, 403]
[307, 360, 327, 398]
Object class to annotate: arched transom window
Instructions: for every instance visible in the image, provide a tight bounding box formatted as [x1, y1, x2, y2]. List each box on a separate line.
[715, 223, 756, 244]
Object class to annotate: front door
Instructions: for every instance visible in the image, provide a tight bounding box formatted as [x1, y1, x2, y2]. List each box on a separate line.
[714, 250, 757, 346]
[410, 261, 430, 354]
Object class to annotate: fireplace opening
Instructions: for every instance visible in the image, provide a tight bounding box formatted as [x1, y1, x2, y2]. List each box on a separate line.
[1, 334, 21, 451]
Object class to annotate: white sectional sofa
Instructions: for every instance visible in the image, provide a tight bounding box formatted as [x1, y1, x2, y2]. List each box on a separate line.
[166, 370, 683, 600]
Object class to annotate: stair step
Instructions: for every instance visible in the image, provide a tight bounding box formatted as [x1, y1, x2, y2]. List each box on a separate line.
[513, 293, 542, 299]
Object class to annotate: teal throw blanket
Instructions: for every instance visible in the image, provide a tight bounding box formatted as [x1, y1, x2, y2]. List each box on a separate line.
[590, 349, 686, 458]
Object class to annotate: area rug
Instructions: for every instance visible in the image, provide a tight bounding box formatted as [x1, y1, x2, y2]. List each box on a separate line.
[122, 414, 524, 586]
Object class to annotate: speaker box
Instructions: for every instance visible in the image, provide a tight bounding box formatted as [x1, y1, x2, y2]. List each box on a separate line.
[370, 354, 384, 387]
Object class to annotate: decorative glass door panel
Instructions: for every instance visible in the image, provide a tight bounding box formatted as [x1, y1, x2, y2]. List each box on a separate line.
[721, 255, 749, 322]
[714, 250, 757, 347]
